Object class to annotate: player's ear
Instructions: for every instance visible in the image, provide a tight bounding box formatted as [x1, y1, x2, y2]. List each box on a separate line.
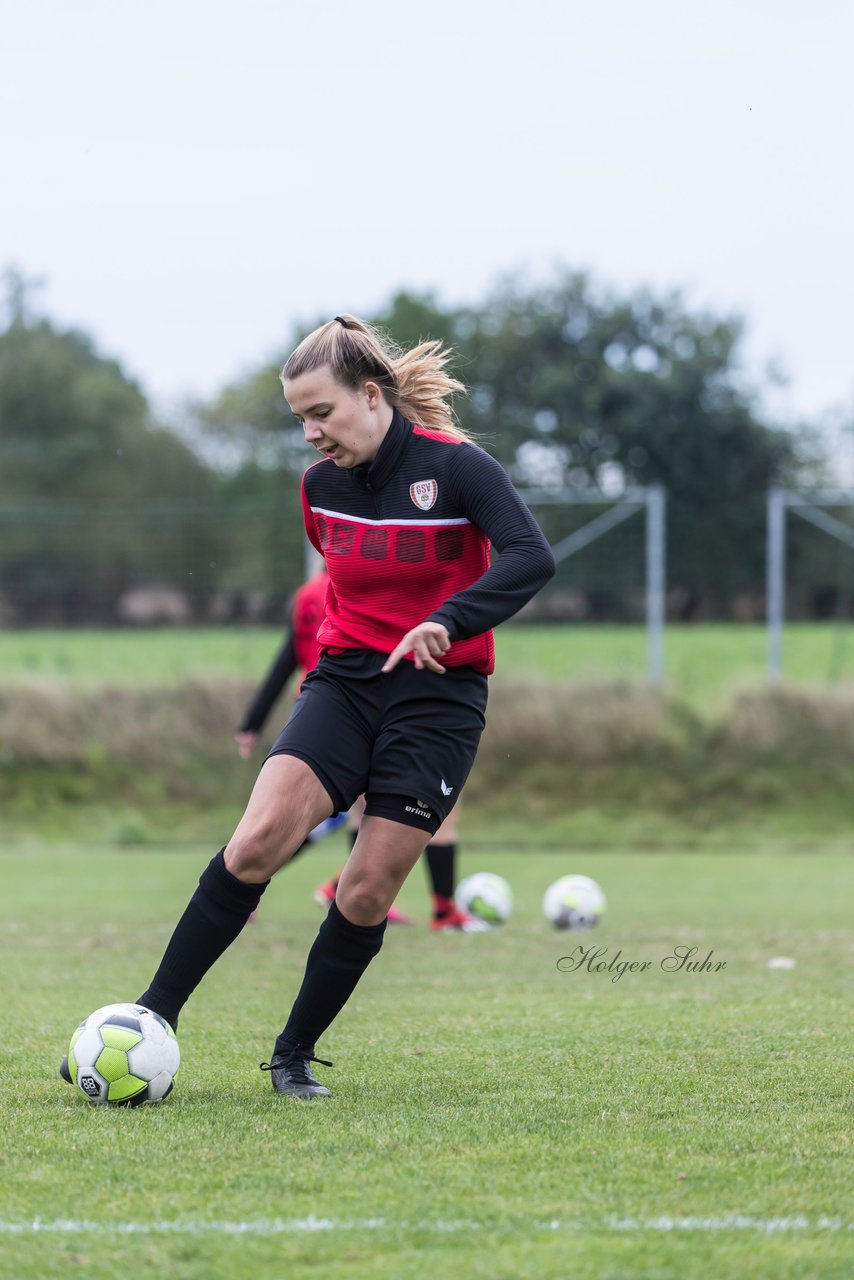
[362, 380, 382, 409]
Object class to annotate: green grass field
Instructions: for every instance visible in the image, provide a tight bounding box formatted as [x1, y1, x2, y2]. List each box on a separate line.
[2, 840, 851, 1279]
[4, 621, 854, 708]
[2, 625, 851, 1274]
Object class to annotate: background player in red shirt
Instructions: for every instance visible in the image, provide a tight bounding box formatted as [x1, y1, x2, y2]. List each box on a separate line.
[237, 568, 483, 931]
[234, 566, 329, 762]
[120, 313, 554, 1100]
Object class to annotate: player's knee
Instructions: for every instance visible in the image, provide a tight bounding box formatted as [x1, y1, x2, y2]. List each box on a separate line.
[337, 877, 394, 924]
[226, 822, 293, 879]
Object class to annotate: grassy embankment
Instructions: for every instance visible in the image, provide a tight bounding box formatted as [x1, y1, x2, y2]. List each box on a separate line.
[3, 623, 854, 847]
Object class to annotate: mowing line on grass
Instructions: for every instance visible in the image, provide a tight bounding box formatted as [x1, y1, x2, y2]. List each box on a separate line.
[0, 1216, 850, 1237]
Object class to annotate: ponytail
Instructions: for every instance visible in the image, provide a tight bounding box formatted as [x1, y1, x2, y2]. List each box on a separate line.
[281, 314, 470, 440]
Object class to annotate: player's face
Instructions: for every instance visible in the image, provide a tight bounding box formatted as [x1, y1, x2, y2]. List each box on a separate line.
[284, 366, 392, 468]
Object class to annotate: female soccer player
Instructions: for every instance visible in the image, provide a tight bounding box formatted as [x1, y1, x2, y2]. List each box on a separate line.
[133, 315, 555, 1098]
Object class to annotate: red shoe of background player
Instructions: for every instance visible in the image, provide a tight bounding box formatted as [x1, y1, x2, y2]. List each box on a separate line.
[430, 895, 491, 932]
[313, 879, 338, 907]
[387, 904, 417, 926]
[314, 878, 414, 924]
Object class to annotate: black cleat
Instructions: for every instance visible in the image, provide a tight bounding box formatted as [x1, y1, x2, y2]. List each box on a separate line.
[260, 1050, 333, 1099]
[59, 1055, 72, 1084]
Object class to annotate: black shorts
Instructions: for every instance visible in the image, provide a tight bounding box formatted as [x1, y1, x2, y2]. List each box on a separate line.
[267, 651, 488, 835]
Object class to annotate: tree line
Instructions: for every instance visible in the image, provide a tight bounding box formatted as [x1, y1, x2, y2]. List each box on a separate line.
[0, 267, 846, 625]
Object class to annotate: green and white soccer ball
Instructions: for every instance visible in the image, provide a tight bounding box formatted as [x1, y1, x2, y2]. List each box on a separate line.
[543, 875, 606, 930]
[455, 872, 514, 925]
[67, 1003, 180, 1105]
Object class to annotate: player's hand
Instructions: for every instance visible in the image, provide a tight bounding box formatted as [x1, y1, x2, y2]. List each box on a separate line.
[382, 622, 451, 674]
[234, 731, 258, 759]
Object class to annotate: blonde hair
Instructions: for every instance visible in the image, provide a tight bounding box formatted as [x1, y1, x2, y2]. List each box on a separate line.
[281, 313, 470, 441]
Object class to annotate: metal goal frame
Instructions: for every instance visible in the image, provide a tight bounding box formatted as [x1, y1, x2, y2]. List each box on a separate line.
[767, 486, 854, 679]
[520, 484, 667, 684]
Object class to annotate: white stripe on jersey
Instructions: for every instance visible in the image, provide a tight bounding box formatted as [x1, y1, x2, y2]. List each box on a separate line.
[309, 506, 471, 528]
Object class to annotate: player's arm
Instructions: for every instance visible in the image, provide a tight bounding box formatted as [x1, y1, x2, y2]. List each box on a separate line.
[235, 630, 299, 756]
[428, 445, 555, 641]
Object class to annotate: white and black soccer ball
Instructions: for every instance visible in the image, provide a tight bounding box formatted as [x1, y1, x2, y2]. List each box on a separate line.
[67, 1003, 180, 1105]
[455, 872, 514, 925]
[543, 875, 606, 930]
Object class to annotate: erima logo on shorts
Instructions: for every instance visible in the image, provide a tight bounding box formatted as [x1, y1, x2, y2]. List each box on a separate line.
[406, 803, 433, 820]
[409, 479, 438, 511]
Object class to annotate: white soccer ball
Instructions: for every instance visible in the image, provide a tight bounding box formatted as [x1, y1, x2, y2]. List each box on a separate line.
[455, 872, 513, 925]
[66, 1002, 180, 1105]
[543, 875, 606, 930]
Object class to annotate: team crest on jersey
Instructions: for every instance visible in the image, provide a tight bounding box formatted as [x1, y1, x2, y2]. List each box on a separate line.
[410, 479, 438, 511]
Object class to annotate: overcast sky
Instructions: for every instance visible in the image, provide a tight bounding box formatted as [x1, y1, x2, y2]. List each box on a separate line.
[2, 0, 852, 427]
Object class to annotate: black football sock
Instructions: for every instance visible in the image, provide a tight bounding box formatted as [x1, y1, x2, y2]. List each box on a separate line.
[287, 835, 311, 863]
[425, 841, 457, 903]
[139, 849, 269, 1032]
[274, 901, 386, 1056]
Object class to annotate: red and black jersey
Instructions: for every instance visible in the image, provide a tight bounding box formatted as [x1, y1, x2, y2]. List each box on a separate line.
[301, 410, 555, 674]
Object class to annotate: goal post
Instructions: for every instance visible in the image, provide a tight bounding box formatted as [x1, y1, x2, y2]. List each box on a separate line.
[767, 487, 854, 680]
[520, 484, 667, 685]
